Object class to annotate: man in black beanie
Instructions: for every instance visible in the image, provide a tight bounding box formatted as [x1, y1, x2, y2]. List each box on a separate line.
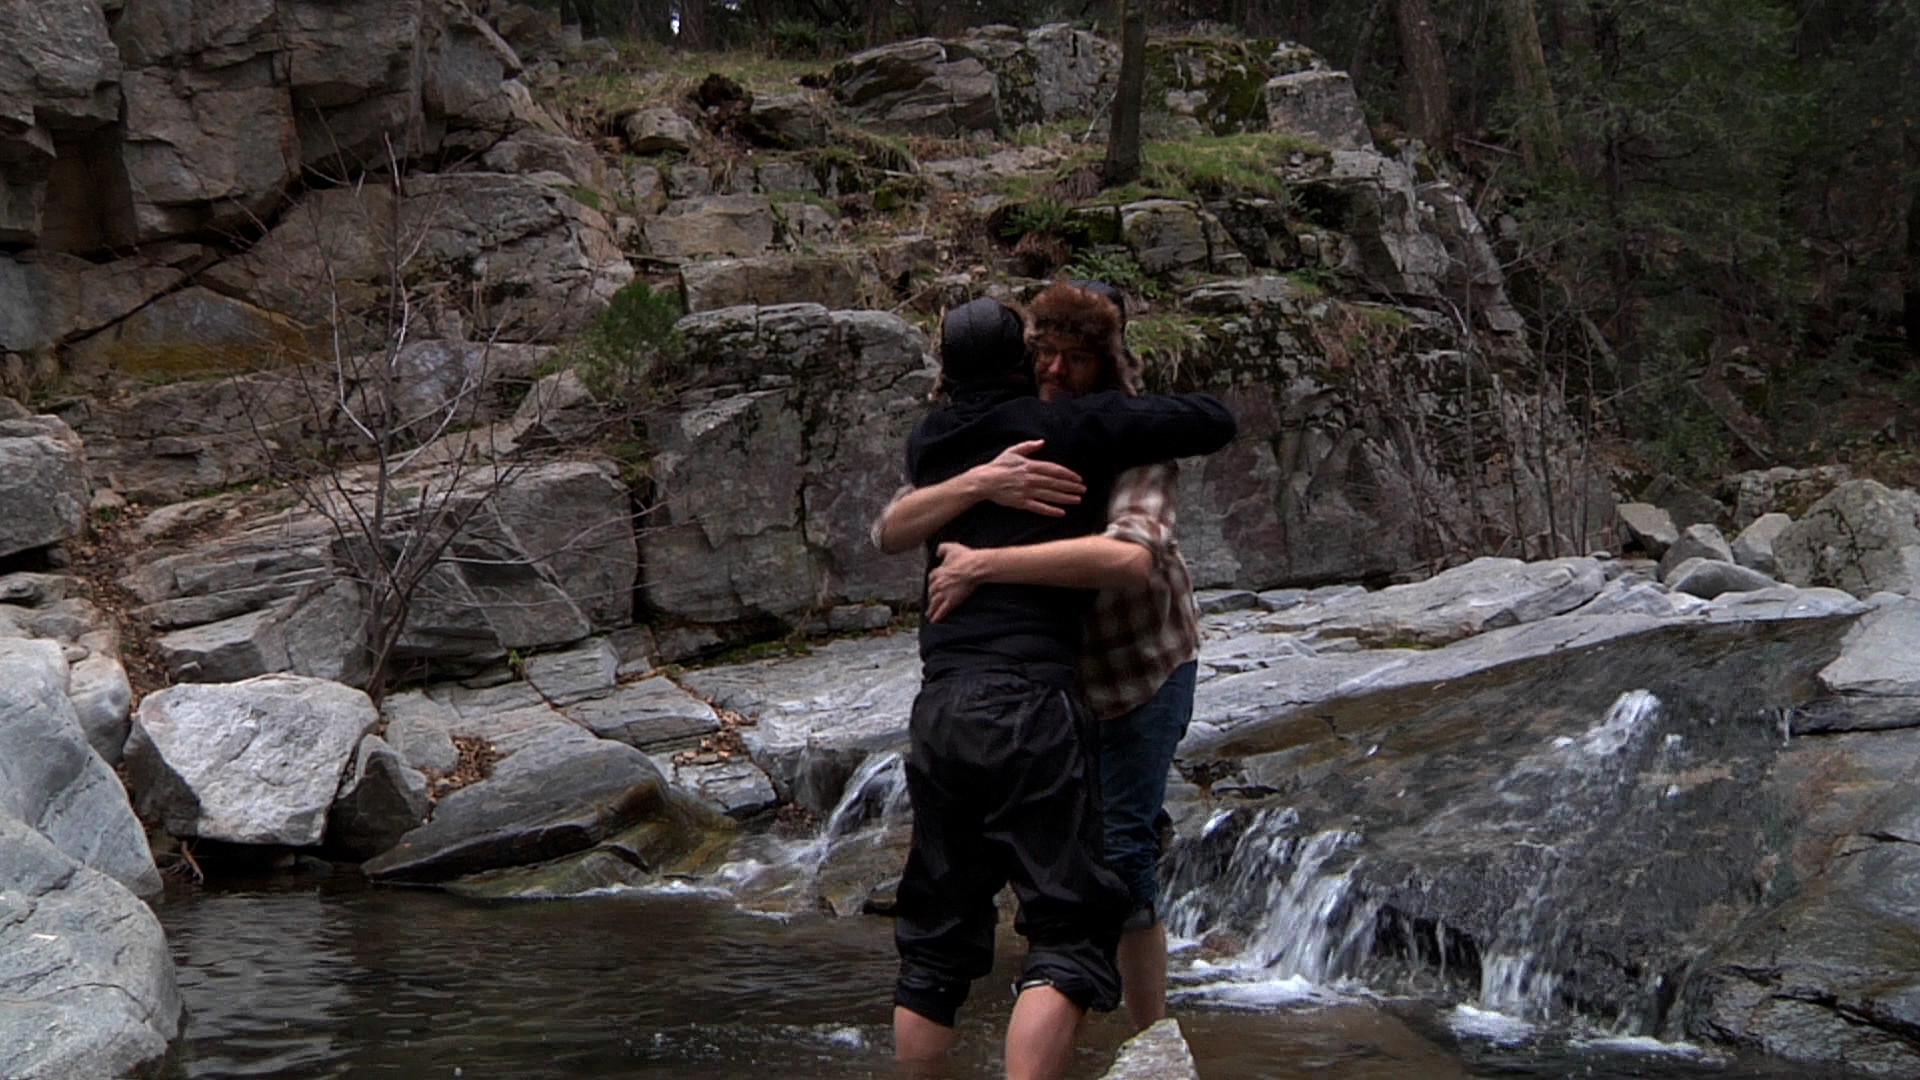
[889, 297, 1236, 1080]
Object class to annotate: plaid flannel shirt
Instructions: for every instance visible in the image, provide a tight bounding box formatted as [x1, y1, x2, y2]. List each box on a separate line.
[1081, 462, 1199, 720]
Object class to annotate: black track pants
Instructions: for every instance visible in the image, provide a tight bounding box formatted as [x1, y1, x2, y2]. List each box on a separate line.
[892, 668, 1129, 1026]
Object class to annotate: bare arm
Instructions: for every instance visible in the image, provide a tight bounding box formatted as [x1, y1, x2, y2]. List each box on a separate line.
[871, 439, 1087, 555]
[925, 538, 1151, 622]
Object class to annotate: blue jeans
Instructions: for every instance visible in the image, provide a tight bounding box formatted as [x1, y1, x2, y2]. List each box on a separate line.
[1098, 660, 1197, 928]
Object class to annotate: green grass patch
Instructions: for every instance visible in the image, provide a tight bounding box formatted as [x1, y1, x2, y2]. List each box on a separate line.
[1137, 133, 1310, 201]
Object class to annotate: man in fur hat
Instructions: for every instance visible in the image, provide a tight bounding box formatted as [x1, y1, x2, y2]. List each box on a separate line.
[887, 295, 1235, 1080]
[877, 281, 1207, 1032]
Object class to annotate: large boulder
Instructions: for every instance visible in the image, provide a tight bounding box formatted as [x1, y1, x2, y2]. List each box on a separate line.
[949, 23, 1115, 128]
[1265, 68, 1370, 151]
[680, 254, 864, 313]
[126, 675, 379, 846]
[0, 639, 160, 897]
[1119, 199, 1237, 275]
[362, 722, 679, 883]
[326, 734, 430, 860]
[644, 195, 778, 260]
[0, 415, 88, 559]
[0, 816, 180, 1080]
[830, 38, 998, 136]
[1775, 480, 1920, 598]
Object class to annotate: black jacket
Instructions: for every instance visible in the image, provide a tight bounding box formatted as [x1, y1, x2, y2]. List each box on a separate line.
[905, 386, 1237, 680]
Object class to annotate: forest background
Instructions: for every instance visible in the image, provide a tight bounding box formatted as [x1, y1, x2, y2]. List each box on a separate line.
[543, 0, 1919, 492]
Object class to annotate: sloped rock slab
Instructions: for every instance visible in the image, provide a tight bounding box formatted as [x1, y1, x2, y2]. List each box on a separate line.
[363, 724, 671, 884]
[0, 816, 180, 1080]
[1259, 556, 1607, 647]
[0, 639, 160, 896]
[1186, 612, 1672, 762]
[1687, 725, 1920, 1075]
[127, 675, 378, 846]
[563, 675, 720, 750]
[679, 634, 921, 814]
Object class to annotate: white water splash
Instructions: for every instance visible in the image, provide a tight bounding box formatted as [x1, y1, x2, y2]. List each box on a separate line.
[1446, 1003, 1536, 1045]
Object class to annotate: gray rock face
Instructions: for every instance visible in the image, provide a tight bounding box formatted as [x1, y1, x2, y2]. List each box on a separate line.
[644, 195, 778, 260]
[662, 757, 780, 819]
[1721, 465, 1851, 530]
[1776, 480, 1920, 598]
[564, 676, 720, 750]
[1732, 512, 1792, 578]
[326, 734, 430, 860]
[641, 304, 933, 623]
[362, 723, 672, 882]
[0, 251, 185, 354]
[201, 173, 629, 345]
[1660, 523, 1734, 578]
[128, 459, 636, 681]
[1261, 556, 1607, 647]
[680, 254, 864, 313]
[479, 127, 600, 186]
[380, 690, 461, 774]
[0, 639, 161, 897]
[1265, 69, 1371, 151]
[1100, 1019, 1199, 1080]
[0, 816, 180, 1080]
[127, 675, 379, 846]
[0, 416, 88, 559]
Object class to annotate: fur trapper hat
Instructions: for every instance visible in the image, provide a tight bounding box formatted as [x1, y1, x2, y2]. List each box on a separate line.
[1026, 282, 1141, 394]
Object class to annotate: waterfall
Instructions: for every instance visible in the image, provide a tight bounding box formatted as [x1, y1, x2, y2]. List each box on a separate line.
[798, 750, 908, 872]
[1161, 689, 1673, 1024]
[1470, 689, 1665, 1020]
[1163, 806, 1379, 989]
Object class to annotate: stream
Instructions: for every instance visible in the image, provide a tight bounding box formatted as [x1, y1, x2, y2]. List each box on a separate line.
[152, 873, 1852, 1079]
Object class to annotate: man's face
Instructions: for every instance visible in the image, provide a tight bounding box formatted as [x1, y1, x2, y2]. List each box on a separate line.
[1034, 344, 1102, 402]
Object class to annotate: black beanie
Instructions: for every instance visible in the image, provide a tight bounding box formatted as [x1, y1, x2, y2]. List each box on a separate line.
[939, 298, 1028, 389]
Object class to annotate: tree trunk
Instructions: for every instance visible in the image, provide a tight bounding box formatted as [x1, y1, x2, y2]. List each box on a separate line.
[1394, 0, 1451, 148]
[677, 0, 708, 48]
[1906, 168, 1920, 364]
[1104, 0, 1147, 186]
[1499, 0, 1565, 168]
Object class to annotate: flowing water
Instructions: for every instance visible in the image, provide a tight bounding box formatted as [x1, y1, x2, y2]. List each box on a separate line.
[155, 707, 1861, 1080]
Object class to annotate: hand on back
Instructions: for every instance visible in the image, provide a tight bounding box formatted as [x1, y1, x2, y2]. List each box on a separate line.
[972, 440, 1085, 517]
